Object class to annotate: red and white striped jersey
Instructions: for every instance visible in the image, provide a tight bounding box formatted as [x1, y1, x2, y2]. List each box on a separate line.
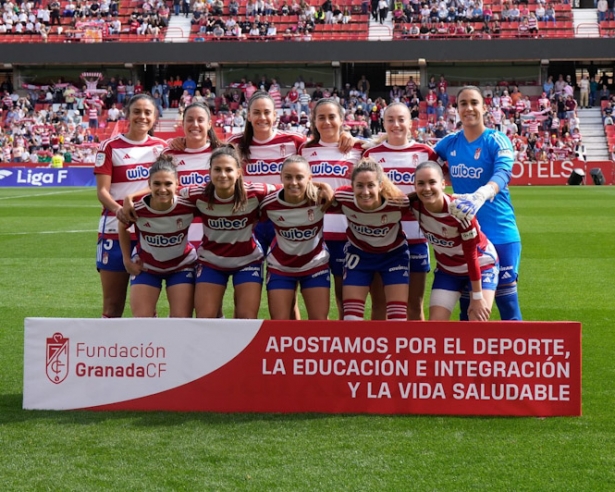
[163, 145, 214, 244]
[132, 195, 197, 273]
[362, 140, 438, 244]
[410, 194, 498, 280]
[182, 182, 276, 270]
[300, 140, 363, 240]
[260, 190, 328, 275]
[94, 134, 168, 238]
[332, 186, 408, 254]
[227, 130, 306, 185]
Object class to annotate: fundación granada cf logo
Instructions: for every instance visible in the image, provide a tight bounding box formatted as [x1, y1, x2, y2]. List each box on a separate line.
[46, 332, 69, 384]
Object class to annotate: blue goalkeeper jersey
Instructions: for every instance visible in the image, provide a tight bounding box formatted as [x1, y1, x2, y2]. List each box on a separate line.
[434, 128, 520, 245]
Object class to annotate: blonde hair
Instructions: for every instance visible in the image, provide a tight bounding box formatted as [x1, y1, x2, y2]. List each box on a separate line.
[280, 155, 319, 204]
[351, 157, 405, 200]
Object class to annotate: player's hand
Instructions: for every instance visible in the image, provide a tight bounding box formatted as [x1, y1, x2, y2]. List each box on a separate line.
[450, 184, 495, 225]
[121, 196, 138, 222]
[168, 137, 186, 151]
[316, 182, 334, 212]
[338, 132, 356, 153]
[124, 255, 143, 276]
[467, 298, 491, 322]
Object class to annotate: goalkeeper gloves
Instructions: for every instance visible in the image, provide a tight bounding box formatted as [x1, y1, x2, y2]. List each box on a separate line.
[450, 184, 496, 226]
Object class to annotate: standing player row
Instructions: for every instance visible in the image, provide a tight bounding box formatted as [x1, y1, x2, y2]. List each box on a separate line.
[95, 87, 521, 321]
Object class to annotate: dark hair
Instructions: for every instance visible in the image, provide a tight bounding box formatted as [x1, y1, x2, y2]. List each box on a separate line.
[203, 145, 247, 213]
[456, 85, 484, 102]
[149, 154, 178, 181]
[125, 93, 158, 136]
[306, 97, 344, 147]
[183, 102, 222, 149]
[238, 91, 276, 162]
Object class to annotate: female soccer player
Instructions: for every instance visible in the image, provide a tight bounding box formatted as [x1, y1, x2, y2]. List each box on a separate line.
[119, 156, 197, 318]
[434, 85, 522, 321]
[332, 158, 409, 321]
[410, 161, 498, 321]
[362, 102, 440, 320]
[164, 102, 222, 244]
[229, 92, 353, 318]
[181, 145, 275, 319]
[260, 155, 330, 320]
[228, 92, 307, 255]
[300, 97, 364, 318]
[94, 94, 167, 318]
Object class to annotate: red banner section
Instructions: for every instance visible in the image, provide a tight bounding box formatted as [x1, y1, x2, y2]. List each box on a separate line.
[510, 159, 613, 185]
[23, 319, 582, 417]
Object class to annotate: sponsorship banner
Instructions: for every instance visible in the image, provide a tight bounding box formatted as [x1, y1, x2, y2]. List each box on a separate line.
[0, 168, 96, 187]
[24, 318, 581, 416]
[509, 159, 613, 186]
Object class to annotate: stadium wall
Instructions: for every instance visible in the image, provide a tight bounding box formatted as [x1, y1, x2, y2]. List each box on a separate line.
[3, 39, 615, 66]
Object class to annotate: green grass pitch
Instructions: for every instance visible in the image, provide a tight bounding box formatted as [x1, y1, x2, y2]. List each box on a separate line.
[1, 185, 614, 490]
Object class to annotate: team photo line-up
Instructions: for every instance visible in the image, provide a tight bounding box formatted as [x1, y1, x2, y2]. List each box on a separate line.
[95, 87, 522, 322]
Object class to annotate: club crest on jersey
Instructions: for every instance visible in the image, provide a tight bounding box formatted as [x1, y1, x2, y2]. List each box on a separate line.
[442, 227, 448, 238]
[381, 214, 388, 225]
[412, 154, 419, 166]
[46, 333, 69, 384]
[308, 209, 314, 222]
[280, 144, 286, 157]
[176, 218, 183, 230]
[474, 148, 482, 160]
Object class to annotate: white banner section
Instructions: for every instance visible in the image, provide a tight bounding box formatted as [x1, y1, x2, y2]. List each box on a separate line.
[23, 318, 263, 410]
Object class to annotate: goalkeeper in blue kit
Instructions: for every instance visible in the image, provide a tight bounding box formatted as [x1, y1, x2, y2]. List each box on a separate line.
[434, 85, 522, 321]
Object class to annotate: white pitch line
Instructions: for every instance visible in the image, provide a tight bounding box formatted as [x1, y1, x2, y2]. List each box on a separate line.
[0, 189, 91, 200]
[0, 229, 97, 236]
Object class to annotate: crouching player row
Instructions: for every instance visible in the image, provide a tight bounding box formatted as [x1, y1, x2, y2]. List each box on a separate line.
[120, 151, 498, 322]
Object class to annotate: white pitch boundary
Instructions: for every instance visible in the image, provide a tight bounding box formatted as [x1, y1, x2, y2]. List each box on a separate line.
[0, 189, 91, 201]
[0, 229, 97, 236]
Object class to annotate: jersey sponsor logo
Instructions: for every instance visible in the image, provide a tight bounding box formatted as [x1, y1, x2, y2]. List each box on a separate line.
[501, 271, 512, 280]
[310, 151, 318, 157]
[143, 221, 152, 228]
[461, 229, 478, 240]
[278, 226, 319, 241]
[208, 217, 248, 230]
[95, 152, 105, 168]
[450, 163, 484, 179]
[277, 216, 285, 221]
[179, 172, 210, 186]
[123, 153, 131, 159]
[245, 160, 283, 175]
[126, 165, 150, 180]
[378, 158, 386, 164]
[387, 169, 415, 185]
[350, 223, 389, 238]
[143, 232, 185, 247]
[424, 232, 454, 247]
[311, 162, 349, 177]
